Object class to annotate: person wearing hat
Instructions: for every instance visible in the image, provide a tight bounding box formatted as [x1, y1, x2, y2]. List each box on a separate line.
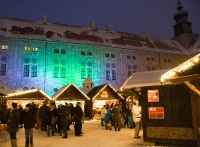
[23, 103, 36, 147]
[7, 102, 19, 147]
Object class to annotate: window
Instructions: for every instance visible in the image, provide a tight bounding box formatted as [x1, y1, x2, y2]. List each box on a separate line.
[54, 49, 59, 53]
[0, 64, 6, 75]
[128, 71, 132, 77]
[87, 52, 92, 56]
[146, 57, 150, 61]
[2, 45, 8, 50]
[132, 56, 136, 60]
[106, 70, 110, 80]
[24, 65, 30, 77]
[31, 65, 37, 77]
[127, 55, 131, 59]
[105, 53, 110, 57]
[151, 58, 154, 61]
[149, 107, 164, 119]
[148, 90, 159, 102]
[23, 87, 29, 91]
[32, 47, 38, 52]
[87, 68, 92, 79]
[111, 54, 116, 58]
[53, 66, 59, 78]
[61, 49, 66, 54]
[81, 51, 86, 55]
[60, 67, 66, 78]
[168, 59, 171, 63]
[112, 70, 117, 80]
[164, 59, 167, 62]
[24, 47, 31, 51]
[81, 68, 86, 79]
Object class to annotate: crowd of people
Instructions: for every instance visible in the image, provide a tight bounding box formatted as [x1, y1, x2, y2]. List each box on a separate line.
[0, 101, 84, 147]
[101, 99, 142, 138]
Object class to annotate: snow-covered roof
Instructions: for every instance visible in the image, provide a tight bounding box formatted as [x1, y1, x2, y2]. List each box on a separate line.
[121, 69, 171, 89]
[1, 17, 199, 55]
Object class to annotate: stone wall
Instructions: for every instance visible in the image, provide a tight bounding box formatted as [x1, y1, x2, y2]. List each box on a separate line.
[147, 127, 195, 140]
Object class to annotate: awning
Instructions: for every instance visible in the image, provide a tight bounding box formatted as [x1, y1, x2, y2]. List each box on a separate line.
[121, 69, 171, 89]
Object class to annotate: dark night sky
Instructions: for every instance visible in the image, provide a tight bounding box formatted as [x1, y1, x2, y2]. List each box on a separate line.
[0, 0, 200, 39]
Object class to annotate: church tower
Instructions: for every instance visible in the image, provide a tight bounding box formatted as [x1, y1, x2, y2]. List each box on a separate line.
[173, 0, 198, 49]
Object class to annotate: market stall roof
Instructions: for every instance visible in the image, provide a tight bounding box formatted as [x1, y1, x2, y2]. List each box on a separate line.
[0, 92, 5, 96]
[121, 69, 171, 89]
[87, 83, 124, 101]
[5, 88, 51, 100]
[161, 53, 200, 83]
[52, 83, 90, 101]
[0, 89, 16, 95]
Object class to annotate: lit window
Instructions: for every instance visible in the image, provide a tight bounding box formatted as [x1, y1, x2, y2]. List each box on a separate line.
[24, 65, 30, 77]
[127, 55, 131, 59]
[31, 65, 37, 77]
[87, 68, 92, 79]
[61, 50, 66, 54]
[149, 107, 164, 119]
[148, 90, 159, 102]
[81, 51, 86, 55]
[25, 47, 31, 51]
[32, 47, 38, 52]
[87, 52, 92, 56]
[54, 49, 59, 53]
[112, 70, 117, 80]
[105, 53, 110, 57]
[81, 68, 86, 79]
[132, 56, 136, 60]
[2, 45, 8, 50]
[53, 66, 59, 78]
[0, 64, 6, 75]
[111, 54, 116, 58]
[60, 67, 66, 78]
[106, 70, 110, 80]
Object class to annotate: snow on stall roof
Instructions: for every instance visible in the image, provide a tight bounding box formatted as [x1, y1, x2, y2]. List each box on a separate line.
[121, 69, 171, 89]
[0, 17, 199, 55]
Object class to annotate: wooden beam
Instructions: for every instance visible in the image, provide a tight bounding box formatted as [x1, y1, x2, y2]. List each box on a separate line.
[164, 74, 200, 83]
[184, 81, 200, 96]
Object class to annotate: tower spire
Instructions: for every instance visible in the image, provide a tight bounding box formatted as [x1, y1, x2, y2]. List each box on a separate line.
[177, 0, 183, 11]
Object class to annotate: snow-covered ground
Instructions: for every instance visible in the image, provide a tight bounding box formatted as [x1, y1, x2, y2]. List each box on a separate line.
[0, 119, 145, 147]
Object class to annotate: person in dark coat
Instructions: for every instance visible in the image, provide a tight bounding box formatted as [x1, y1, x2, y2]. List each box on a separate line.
[46, 105, 57, 137]
[74, 102, 83, 136]
[56, 104, 62, 134]
[23, 103, 36, 147]
[17, 105, 23, 128]
[60, 105, 71, 138]
[111, 103, 122, 131]
[0, 104, 8, 124]
[7, 102, 19, 147]
[39, 102, 49, 131]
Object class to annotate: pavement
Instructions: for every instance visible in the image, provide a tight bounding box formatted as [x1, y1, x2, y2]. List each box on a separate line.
[0, 119, 145, 147]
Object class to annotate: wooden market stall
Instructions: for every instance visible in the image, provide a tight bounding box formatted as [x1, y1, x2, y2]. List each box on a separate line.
[121, 68, 198, 146]
[5, 88, 52, 108]
[87, 83, 124, 119]
[52, 83, 90, 116]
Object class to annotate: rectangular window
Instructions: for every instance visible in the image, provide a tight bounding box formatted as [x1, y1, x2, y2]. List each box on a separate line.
[106, 70, 110, 80]
[146, 57, 150, 61]
[81, 51, 86, 55]
[105, 53, 110, 57]
[87, 68, 92, 79]
[32, 47, 38, 52]
[168, 59, 171, 63]
[61, 50, 66, 54]
[112, 70, 117, 80]
[0, 64, 6, 75]
[60, 67, 66, 78]
[127, 55, 131, 59]
[31, 65, 37, 77]
[148, 89, 159, 102]
[53, 66, 59, 78]
[24, 65, 30, 77]
[81, 68, 86, 79]
[132, 56, 136, 60]
[164, 59, 167, 62]
[2, 45, 8, 50]
[128, 71, 132, 77]
[111, 54, 116, 58]
[149, 107, 164, 119]
[87, 52, 92, 56]
[24, 47, 31, 51]
[151, 58, 155, 61]
[54, 49, 59, 53]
